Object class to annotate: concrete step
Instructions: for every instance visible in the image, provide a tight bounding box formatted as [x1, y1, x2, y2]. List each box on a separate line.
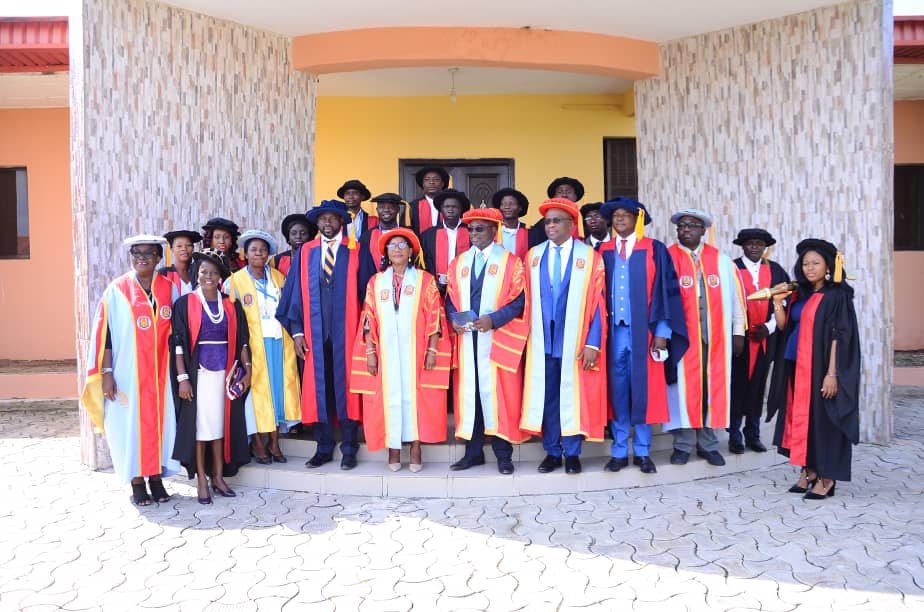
[228, 445, 786, 498]
[230, 421, 783, 498]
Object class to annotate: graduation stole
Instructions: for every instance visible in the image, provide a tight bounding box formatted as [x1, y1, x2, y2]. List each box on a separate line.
[450, 248, 527, 438]
[669, 244, 731, 428]
[367, 228, 387, 272]
[186, 290, 238, 463]
[784, 292, 824, 467]
[417, 198, 438, 232]
[514, 225, 529, 261]
[433, 226, 470, 276]
[160, 266, 185, 294]
[521, 240, 599, 437]
[737, 262, 772, 378]
[110, 273, 174, 474]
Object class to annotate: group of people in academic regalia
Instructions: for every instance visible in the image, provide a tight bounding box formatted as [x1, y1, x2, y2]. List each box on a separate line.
[81, 167, 860, 506]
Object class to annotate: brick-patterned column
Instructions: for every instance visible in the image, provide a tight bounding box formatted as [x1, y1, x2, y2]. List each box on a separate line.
[635, 0, 893, 443]
[71, 0, 318, 468]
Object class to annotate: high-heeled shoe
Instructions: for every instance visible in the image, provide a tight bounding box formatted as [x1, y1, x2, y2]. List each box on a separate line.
[788, 470, 817, 493]
[409, 443, 422, 473]
[803, 480, 836, 500]
[388, 449, 402, 472]
[212, 484, 237, 498]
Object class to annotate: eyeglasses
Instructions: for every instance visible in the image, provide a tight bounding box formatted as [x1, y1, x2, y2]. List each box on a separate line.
[468, 225, 493, 233]
[544, 217, 571, 226]
[676, 222, 705, 230]
[130, 250, 158, 259]
[386, 242, 411, 251]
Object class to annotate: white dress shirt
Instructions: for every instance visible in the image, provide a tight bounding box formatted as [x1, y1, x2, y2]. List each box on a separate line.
[677, 241, 746, 336]
[613, 232, 637, 258]
[319, 232, 343, 273]
[443, 222, 460, 268]
[588, 233, 612, 249]
[425, 195, 438, 224]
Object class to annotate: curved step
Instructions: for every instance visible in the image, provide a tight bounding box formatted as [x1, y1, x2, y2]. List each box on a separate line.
[228, 422, 786, 498]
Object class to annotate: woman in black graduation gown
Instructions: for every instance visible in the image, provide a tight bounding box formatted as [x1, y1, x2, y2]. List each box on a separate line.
[767, 239, 860, 500]
[171, 248, 252, 504]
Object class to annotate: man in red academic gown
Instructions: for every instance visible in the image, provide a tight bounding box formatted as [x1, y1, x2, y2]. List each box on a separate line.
[406, 165, 449, 234]
[419, 188, 471, 295]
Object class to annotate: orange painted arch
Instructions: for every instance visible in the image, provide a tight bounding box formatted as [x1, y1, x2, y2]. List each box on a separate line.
[291, 27, 660, 80]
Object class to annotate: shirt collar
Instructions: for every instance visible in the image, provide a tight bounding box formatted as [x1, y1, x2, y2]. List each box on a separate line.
[322, 232, 342, 245]
[742, 256, 762, 272]
[678, 240, 703, 256]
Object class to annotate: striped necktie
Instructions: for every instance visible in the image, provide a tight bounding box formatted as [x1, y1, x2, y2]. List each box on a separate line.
[323, 240, 336, 282]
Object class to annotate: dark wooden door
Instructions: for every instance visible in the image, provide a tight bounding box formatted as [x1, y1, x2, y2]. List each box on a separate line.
[399, 159, 514, 208]
[603, 138, 638, 201]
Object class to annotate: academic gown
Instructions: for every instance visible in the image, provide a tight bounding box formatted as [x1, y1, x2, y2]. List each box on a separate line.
[407, 198, 441, 235]
[600, 237, 689, 425]
[275, 237, 362, 424]
[731, 257, 789, 420]
[350, 267, 450, 451]
[768, 285, 860, 481]
[446, 246, 530, 444]
[357, 226, 404, 303]
[271, 250, 295, 278]
[158, 265, 193, 296]
[520, 240, 608, 441]
[81, 271, 181, 485]
[420, 224, 470, 288]
[170, 292, 251, 478]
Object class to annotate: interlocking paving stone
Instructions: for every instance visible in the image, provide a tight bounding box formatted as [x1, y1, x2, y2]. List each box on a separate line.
[2, 394, 924, 611]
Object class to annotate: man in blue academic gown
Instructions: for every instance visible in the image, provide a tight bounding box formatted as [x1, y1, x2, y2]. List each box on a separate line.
[598, 198, 688, 474]
[276, 200, 362, 470]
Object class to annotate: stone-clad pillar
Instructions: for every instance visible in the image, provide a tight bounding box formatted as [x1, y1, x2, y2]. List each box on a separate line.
[635, 0, 894, 443]
[70, 0, 318, 468]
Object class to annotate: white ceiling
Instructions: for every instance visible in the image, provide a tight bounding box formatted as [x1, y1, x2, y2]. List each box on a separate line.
[317, 67, 632, 97]
[0, 72, 69, 109]
[895, 64, 924, 100]
[163, 0, 842, 42]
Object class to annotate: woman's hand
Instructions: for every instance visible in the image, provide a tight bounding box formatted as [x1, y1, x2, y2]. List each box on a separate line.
[821, 374, 838, 399]
[241, 368, 252, 392]
[367, 354, 378, 376]
[772, 282, 792, 303]
[424, 350, 437, 371]
[102, 373, 116, 401]
[178, 380, 194, 401]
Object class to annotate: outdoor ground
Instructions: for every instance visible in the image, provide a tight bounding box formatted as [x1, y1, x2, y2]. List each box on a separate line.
[1, 390, 923, 611]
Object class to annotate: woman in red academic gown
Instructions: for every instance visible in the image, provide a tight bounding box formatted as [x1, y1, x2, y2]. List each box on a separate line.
[351, 228, 450, 472]
[767, 239, 860, 500]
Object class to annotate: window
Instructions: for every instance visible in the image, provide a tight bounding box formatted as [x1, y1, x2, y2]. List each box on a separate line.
[603, 138, 638, 201]
[0, 167, 29, 258]
[895, 165, 924, 251]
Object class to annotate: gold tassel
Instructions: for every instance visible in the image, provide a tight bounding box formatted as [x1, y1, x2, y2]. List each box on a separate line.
[834, 251, 844, 283]
[708, 225, 715, 247]
[634, 210, 645, 241]
[578, 216, 585, 239]
[348, 211, 358, 250]
[761, 245, 773, 261]
[165, 244, 172, 267]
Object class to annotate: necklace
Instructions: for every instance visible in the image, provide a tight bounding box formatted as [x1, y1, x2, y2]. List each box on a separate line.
[197, 288, 225, 324]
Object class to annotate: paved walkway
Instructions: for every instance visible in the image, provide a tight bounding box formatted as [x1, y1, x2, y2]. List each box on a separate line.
[2, 390, 923, 611]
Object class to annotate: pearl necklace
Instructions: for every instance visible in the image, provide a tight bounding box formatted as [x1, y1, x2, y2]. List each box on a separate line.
[196, 288, 225, 325]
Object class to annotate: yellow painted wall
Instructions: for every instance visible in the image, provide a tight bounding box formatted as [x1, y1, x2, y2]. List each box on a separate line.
[314, 93, 636, 224]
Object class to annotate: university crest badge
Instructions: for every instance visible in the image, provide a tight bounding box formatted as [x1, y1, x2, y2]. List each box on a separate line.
[380, 290, 390, 302]
[680, 275, 694, 289]
[576, 259, 585, 270]
[707, 274, 720, 288]
[461, 267, 470, 278]
[136, 315, 152, 330]
[242, 293, 254, 306]
[488, 264, 499, 276]
[159, 305, 172, 319]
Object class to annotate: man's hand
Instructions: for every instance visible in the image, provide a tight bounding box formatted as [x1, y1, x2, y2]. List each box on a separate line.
[451, 323, 469, 335]
[367, 354, 378, 376]
[178, 380, 194, 401]
[733, 335, 746, 357]
[747, 324, 769, 342]
[472, 315, 494, 333]
[294, 335, 307, 359]
[650, 336, 668, 352]
[581, 347, 599, 370]
[102, 373, 116, 402]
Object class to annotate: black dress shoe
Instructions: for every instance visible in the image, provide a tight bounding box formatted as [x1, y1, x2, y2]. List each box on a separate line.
[634, 456, 657, 474]
[696, 448, 726, 466]
[450, 455, 486, 471]
[537, 455, 563, 473]
[604, 457, 629, 472]
[497, 459, 515, 475]
[728, 441, 745, 454]
[340, 454, 358, 470]
[746, 439, 767, 453]
[564, 456, 582, 474]
[305, 452, 332, 468]
[670, 449, 690, 465]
